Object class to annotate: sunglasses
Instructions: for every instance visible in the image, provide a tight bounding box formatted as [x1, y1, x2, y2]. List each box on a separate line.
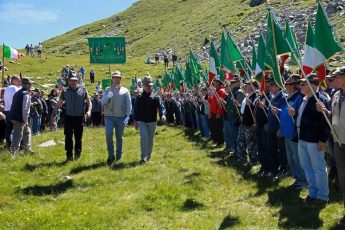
[300, 82, 307, 86]
[326, 78, 335, 82]
[285, 82, 294, 86]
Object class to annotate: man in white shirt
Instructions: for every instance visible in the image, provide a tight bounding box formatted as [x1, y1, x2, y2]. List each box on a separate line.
[3, 75, 21, 148]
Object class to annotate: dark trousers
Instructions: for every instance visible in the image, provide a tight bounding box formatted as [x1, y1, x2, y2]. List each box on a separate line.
[267, 127, 287, 173]
[256, 125, 270, 171]
[209, 115, 224, 145]
[91, 112, 102, 126]
[4, 111, 12, 147]
[0, 119, 6, 141]
[64, 116, 84, 159]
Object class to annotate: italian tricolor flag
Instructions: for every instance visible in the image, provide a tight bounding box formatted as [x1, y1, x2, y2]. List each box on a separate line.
[209, 41, 220, 84]
[3, 44, 19, 59]
[302, 3, 343, 81]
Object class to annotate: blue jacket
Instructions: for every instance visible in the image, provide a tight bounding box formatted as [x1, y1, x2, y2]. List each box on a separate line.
[279, 91, 302, 139]
[268, 91, 286, 130]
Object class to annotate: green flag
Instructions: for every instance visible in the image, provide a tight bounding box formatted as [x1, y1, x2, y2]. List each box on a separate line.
[188, 50, 203, 84]
[184, 61, 193, 89]
[221, 31, 236, 80]
[285, 19, 300, 64]
[313, 2, 343, 64]
[227, 32, 243, 63]
[264, 9, 291, 89]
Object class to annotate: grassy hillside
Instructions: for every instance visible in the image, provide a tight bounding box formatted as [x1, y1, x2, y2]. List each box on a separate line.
[41, 0, 345, 57]
[0, 126, 344, 229]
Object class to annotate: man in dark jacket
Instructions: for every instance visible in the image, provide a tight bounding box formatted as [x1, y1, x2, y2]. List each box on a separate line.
[296, 74, 330, 204]
[133, 75, 166, 163]
[51, 75, 92, 161]
[9, 77, 33, 155]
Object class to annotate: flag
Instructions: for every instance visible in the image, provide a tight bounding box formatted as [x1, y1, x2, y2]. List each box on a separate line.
[227, 32, 243, 62]
[264, 9, 291, 89]
[301, 20, 327, 83]
[221, 31, 236, 81]
[3, 44, 19, 59]
[188, 50, 203, 84]
[254, 31, 267, 93]
[313, 2, 343, 83]
[184, 61, 193, 89]
[285, 19, 300, 64]
[314, 2, 343, 63]
[209, 41, 220, 84]
[302, 20, 317, 76]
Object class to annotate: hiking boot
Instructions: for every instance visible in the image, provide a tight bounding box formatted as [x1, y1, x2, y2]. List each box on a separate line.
[107, 157, 115, 165]
[301, 195, 315, 204]
[66, 156, 73, 162]
[24, 148, 34, 154]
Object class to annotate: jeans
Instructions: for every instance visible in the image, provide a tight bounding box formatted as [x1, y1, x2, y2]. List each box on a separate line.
[224, 119, 238, 151]
[30, 114, 41, 135]
[138, 121, 157, 161]
[196, 113, 202, 134]
[285, 138, 307, 185]
[200, 114, 209, 138]
[298, 140, 329, 200]
[105, 116, 125, 160]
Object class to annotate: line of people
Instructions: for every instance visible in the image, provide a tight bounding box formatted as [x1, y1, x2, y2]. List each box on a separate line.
[159, 66, 345, 222]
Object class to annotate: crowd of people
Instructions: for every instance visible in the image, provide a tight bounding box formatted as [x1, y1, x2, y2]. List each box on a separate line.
[0, 65, 345, 222]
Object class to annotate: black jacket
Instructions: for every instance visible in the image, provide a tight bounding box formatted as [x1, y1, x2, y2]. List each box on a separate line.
[133, 91, 166, 123]
[299, 92, 330, 143]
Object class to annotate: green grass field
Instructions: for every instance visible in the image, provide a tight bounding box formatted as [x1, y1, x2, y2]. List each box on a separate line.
[0, 125, 344, 229]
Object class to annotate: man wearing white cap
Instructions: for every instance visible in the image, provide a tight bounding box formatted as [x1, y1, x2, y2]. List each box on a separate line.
[101, 70, 131, 164]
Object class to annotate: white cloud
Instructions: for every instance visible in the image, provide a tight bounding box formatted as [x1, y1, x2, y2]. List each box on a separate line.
[0, 2, 58, 24]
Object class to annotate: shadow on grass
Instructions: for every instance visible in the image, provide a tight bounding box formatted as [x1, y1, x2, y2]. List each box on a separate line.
[181, 198, 205, 211]
[20, 180, 73, 196]
[218, 215, 240, 230]
[110, 161, 142, 171]
[70, 161, 106, 174]
[267, 186, 325, 229]
[23, 160, 67, 171]
[215, 155, 279, 197]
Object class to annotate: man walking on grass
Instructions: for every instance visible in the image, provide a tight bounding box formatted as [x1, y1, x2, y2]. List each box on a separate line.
[101, 70, 131, 164]
[51, 74, 91, 161]
[133, 75, 166, 163]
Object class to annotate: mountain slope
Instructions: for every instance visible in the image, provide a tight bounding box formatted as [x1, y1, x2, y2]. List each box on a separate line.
[43, 0, 345, 58]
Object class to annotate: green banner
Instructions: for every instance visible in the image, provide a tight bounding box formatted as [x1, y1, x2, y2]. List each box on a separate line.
[88, 37, 126, 64]
[102, 79, 111, 89]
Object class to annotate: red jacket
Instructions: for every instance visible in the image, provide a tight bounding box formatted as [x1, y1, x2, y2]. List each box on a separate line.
[208, 87, 227, 116]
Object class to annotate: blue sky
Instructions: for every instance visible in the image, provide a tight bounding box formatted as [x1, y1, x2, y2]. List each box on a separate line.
[1, 0, 137, 48]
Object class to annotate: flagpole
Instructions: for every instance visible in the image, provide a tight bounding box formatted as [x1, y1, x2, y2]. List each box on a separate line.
[2, 43, 5, 87]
